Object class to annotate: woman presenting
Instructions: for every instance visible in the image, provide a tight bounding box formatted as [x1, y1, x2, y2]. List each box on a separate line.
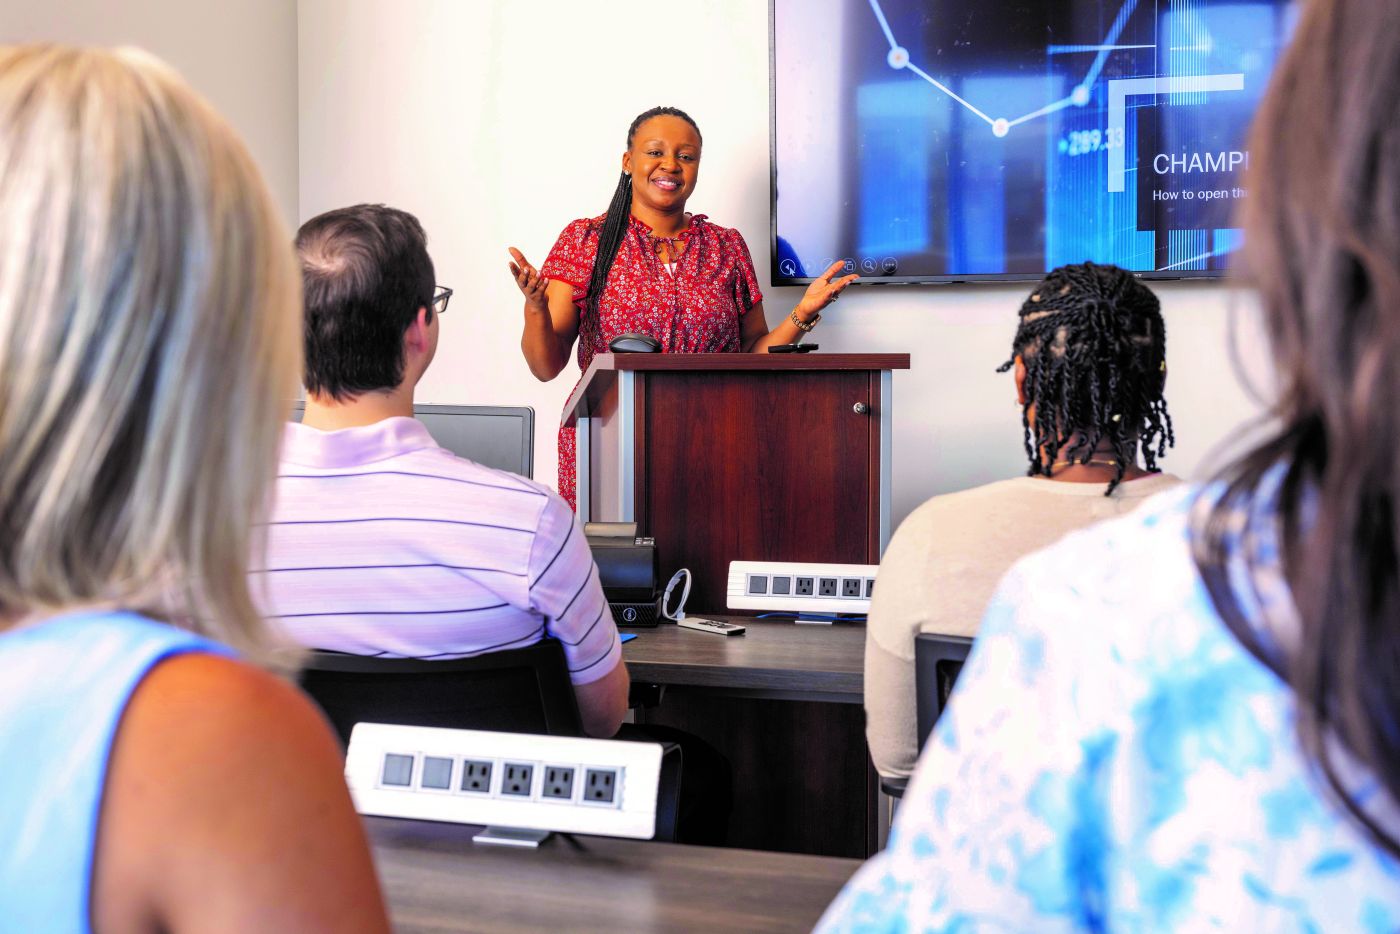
[509, 106, 856, 509]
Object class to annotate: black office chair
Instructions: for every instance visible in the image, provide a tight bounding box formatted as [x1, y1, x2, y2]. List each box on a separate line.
[298, 638, 584, 748]
[915, 633, 974, 750]
[881, 633, 975, 800]
[304, 641, 684, 842]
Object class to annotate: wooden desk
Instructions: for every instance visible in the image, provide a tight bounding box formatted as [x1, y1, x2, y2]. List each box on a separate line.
[622, 617, 874, 859]
[367, 816, 858, 934]
[624, 615, 864, 701]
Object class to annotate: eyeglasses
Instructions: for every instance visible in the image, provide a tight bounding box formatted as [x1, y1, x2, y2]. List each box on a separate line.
[431, 285, 453, 316]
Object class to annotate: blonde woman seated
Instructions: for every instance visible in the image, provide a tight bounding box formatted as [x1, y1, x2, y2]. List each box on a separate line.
[866, 262, 1182, 779]
[0, 47, 388, 930]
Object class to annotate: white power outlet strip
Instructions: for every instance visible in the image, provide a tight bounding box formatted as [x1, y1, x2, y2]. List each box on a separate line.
[727, 560, 877, 615]
[345, 723, 665, 840]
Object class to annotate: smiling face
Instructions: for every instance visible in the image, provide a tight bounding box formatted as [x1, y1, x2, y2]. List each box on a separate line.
[622, 114, 701, 216]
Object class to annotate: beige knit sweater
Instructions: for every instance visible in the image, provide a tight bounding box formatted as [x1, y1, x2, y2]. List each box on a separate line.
[866, 473, 1183, 778]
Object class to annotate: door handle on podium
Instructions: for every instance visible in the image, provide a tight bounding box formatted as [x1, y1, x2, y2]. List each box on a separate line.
[853, 402, 871, 415]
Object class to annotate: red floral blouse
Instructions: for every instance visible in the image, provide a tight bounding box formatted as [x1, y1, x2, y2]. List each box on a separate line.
[542, 213, 764, 510]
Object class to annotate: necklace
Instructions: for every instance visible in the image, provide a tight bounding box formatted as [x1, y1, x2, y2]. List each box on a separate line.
[649, 233, 685, 265]
[640, 213, 691, 263]
[1047, 458, 1119, 470]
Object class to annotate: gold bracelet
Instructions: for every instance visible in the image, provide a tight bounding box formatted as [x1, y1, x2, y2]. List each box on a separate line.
[790, 308, 820, 332]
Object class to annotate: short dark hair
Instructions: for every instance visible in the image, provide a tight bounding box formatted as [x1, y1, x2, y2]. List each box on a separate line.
[295, 204, 435, 400]
[997, 261, 1173, 495]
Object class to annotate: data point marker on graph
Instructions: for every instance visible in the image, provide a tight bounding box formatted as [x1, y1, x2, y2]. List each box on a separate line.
[868, 0, 1143, 136]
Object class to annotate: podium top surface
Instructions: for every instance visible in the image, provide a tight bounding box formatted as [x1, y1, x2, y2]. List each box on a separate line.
[563, 352, 910, 424]
[582, 352, 909, 373]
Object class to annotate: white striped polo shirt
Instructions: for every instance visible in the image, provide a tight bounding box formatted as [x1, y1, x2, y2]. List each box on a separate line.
[257, 418, 622, 684]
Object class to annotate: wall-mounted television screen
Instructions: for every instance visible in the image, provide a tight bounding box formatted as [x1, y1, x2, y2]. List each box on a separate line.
[771, 0, 1298, 284]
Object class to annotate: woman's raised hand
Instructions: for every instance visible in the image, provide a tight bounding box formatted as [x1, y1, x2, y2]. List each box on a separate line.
[794, 261, 860, 321]
[508, 247, 551, 313]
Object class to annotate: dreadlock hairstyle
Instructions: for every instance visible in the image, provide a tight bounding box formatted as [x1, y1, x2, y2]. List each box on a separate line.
[996, 261, 1173, 496]
[584, 106, 702, 320]
[1192, 0, 1400, 860]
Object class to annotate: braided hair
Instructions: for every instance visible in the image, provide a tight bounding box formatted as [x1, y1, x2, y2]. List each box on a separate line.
[996, 261, 1174, 495]
[585, 106, 702, 320]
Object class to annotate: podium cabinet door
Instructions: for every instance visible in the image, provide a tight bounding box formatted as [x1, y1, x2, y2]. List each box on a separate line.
[638, 369, 879, 614]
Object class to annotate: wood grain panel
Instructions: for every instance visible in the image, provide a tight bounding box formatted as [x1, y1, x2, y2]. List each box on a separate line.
[622, 616, 864, 696]
[620, 618, 873, 857]
[642, 370, 874, 613]
[636, 689, 874, 859]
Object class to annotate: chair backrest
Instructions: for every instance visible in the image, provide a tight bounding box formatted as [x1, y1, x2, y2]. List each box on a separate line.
[288, 402, 535, 478]
[299, 638, 584, 748]
[913, 633, 974, 753]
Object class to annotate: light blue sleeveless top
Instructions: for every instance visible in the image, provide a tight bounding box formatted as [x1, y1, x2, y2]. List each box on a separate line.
[0, 610, 227, 932]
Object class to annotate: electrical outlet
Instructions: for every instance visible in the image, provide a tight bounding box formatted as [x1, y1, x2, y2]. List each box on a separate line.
[584, 768, 618, 805]
[727, 561, 878, 614]
[502, 762, 534, 797]
[542, 766, 575, 800]
[460, 759, 493, 793]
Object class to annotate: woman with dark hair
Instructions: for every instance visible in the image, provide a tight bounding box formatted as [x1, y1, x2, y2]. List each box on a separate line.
[508, 106, 856, 508]
[820, 0, 1400, 928]
[864, 261, 1181, 780]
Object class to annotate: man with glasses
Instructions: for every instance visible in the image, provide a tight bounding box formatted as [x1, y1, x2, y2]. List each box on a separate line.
[261, 204, 630, 739]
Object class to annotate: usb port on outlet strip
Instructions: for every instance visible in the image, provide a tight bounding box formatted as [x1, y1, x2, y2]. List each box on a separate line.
[381, 753, 414, 788]
[420, 756, 454, 790]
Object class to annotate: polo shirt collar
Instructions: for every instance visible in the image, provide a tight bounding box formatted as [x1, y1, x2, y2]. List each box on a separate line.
[281, 417, 440, 468]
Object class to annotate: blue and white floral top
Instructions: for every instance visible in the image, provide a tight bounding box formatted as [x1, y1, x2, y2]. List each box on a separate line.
[819, 486, 1400, 932]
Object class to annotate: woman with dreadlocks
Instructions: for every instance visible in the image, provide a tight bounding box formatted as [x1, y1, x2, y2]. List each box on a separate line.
[507, 106, 857, 509]
[824, 1, 1400, 926]
[862, 261, 1182, 781]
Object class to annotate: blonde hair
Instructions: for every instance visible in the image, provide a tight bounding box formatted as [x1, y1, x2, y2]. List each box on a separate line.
[0, 45, 301, 667]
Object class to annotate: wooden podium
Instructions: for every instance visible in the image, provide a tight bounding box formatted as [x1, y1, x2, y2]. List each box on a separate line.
[563, 353, 910, 613]
[564, 352, 909, 858]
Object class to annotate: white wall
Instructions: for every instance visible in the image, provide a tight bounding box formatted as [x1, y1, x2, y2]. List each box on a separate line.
[298, 0, 1270, 528]
[2, 0, 299, 225]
